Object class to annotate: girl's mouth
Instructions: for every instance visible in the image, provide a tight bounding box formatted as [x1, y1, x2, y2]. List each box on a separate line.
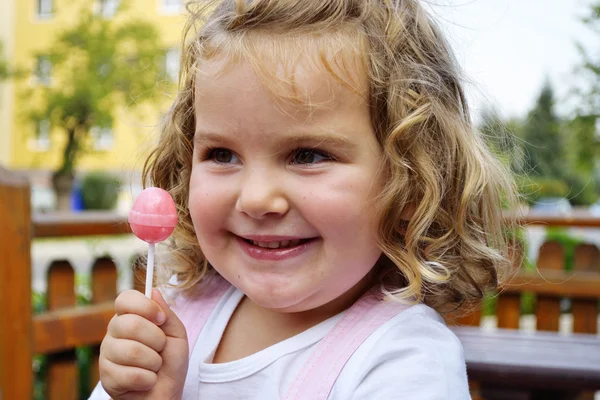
[235, 235, 318, 261]
[241, 238, 311, 249]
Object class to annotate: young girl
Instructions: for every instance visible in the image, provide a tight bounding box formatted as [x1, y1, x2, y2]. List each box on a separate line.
[92, 0, 517, 398]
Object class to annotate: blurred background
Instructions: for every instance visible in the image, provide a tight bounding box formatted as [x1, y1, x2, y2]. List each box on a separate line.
[1, 0, 600, 399]
[1, 0, 599, 214]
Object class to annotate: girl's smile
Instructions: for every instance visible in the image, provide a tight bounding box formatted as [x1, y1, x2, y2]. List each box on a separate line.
[235, 234, 320, 261]
[189, 52, 384, 316]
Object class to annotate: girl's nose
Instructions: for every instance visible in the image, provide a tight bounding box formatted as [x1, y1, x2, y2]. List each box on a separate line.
[235, 168, 290, 219]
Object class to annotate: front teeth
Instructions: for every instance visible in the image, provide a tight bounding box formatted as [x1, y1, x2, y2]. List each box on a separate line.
[251, 240, 301, 249]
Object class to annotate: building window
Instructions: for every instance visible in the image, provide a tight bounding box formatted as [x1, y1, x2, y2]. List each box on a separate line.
[37, 0, 53, 18]
[161, 0, 182, 14]
[95, 0, 119, 18]
[91, 126, 114, 151]
[33, 120, 51, 151]
[165, 48, 181, 82]
[34, 56, 52, 86]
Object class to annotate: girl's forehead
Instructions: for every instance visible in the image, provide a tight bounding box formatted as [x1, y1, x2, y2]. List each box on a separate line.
[194, 30, 370, 107]
[194, 59, 370, 129]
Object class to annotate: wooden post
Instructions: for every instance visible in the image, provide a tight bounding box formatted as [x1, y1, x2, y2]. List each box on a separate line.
[0, 168, 33, 399]
[496, 239, 524, 330]
[46, 261, 78, 400]
[571, 244, 599, 400]
[90, 257, 118, 388]
[536, 241, 564, 331]
[572, 244, 599, 334]
[496, 292, 521, 329]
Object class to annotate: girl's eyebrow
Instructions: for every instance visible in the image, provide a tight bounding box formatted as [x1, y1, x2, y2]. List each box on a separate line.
[193, 130, 358, 151]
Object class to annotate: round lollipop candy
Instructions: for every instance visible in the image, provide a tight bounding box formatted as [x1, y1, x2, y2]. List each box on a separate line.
[128, 187, 178, 298]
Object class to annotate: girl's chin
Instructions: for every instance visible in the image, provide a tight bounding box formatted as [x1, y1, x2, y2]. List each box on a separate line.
[240, 282, 316, 312]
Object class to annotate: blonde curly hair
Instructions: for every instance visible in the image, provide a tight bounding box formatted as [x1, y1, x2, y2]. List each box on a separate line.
[143, 0, 519, 316]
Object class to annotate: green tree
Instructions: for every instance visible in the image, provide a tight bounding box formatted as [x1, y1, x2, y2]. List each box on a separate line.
[478, 107, 526, 174]
[25, 3, 169, 210]
[567, 115, 597, 176]
[573, 1, 600, 115]
[565, 1, 600, 203]
[0, 42, 8, 82]
[522, 82, 565, 179]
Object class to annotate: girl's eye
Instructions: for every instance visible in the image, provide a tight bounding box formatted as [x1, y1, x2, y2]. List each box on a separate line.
[206, 148, 239, 164]
[291, 148, 333, 165]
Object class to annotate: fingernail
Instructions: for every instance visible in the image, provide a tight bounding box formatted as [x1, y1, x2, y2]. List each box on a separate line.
[156, 311, 166, 324]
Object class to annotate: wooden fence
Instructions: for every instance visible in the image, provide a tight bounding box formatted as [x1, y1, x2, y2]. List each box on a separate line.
[456, 238, 600, 334]
[2, 167, 600, 399]
[0, 169, 145, 400]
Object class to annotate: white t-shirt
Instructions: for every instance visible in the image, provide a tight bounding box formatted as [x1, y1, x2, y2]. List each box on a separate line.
[184, 285, 470, 399]
[90, 285, 470, 399]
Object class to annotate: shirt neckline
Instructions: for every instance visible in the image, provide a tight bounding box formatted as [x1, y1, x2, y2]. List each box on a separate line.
[196, 287, 343, 383]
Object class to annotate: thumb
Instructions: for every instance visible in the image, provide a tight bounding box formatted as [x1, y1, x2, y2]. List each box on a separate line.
[152, 289, 188, 341]
[149, 288, 189, 398]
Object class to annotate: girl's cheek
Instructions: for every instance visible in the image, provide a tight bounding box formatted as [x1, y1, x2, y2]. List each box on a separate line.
[189, 175, 234, 222]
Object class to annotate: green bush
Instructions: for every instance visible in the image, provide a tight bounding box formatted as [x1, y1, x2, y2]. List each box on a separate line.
[516, 176, 569, 205]
[563, 174, 598, 206]
[81, 172, 122, 210]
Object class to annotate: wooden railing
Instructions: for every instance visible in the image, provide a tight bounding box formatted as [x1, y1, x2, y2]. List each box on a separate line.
[0, 168, 145, 400]
[456, 232, 600, 334]
[454, 215, 600, 400]
[1, 166, 600, 399]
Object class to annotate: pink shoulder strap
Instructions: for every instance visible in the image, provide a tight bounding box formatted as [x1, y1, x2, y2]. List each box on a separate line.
[284, 291, 409, 400]
[171, 275, 231, 356]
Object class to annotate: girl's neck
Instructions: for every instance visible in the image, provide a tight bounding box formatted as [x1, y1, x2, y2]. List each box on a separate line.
[212, 278, 370, 364]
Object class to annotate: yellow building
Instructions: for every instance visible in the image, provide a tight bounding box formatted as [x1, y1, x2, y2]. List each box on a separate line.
[0, 0, 15, 167]
[0, 0, 186, 197]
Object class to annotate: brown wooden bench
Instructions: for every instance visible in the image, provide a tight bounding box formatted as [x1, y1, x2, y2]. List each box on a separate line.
[453, 326, 600, 400]
[453, 219, 600, 400]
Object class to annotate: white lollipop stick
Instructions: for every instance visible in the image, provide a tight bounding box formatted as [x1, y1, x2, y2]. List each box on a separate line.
[145, 243, 155, 298]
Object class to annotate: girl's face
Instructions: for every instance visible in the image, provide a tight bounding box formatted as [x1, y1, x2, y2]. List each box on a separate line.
[189, 55, 383, 313]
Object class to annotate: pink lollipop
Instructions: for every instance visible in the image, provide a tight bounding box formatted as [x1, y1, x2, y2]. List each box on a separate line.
[129, 187, 178, 298]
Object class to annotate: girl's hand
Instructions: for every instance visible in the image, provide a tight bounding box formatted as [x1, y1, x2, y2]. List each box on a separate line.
[99, 289, 189, 400]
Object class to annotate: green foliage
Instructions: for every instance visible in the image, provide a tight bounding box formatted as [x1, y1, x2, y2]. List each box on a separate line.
[520, 292, 536, 315]
[81, 172, 122, 210]
[25, 2, 168, 175]
[522, 82, 566, 179]
[516, 174, 597, 206]
[478, 108, 526, 174]
[0, 42, 8, 82]
[567, 115, 598, 176]
[516, 175, 569, 205]
[77, 347, 93, 399]
[563, 173, 598, 206]
[573, 1, 600, 115]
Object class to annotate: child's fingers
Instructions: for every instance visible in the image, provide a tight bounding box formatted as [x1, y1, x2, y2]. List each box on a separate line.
[114, 289, 166, 325]
[107, 313, 167, 353]
[99, 357, 158, 396]
[102, 337, 163, 373]
[151, 289, 188, 341]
